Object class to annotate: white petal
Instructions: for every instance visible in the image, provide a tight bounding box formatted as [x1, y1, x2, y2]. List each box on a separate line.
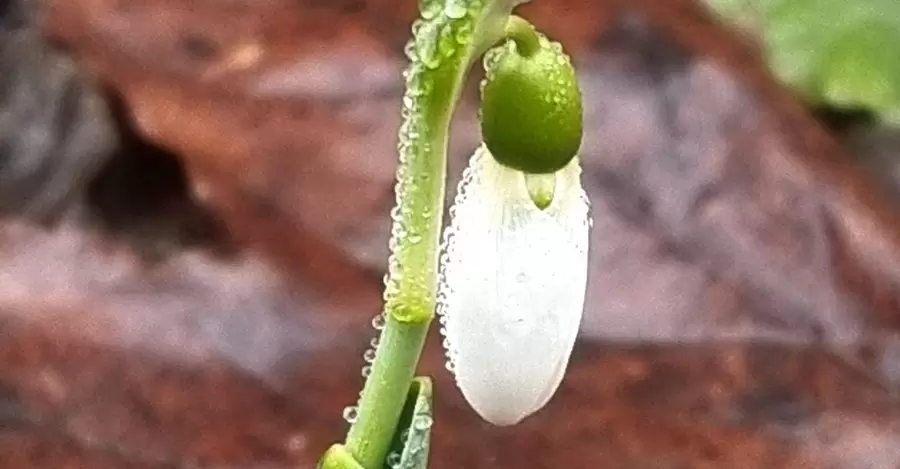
[438, 144, 590, 426]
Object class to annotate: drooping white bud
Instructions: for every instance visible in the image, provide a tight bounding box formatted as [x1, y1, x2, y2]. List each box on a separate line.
[437, 144, 590, 426]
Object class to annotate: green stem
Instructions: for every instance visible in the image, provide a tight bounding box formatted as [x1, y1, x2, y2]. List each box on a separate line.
[346, 315, 429, 469]
[505, 15, 540, 57]
[343, 16, 472, 469]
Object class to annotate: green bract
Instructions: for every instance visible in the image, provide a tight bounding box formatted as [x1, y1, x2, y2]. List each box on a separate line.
[480, 33, 583, 174]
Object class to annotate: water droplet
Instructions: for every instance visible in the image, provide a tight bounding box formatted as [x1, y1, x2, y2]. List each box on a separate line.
[417, 74, 432, 96]
[403, 40, 416, 61]
[454, 21, 473, 45]
[413, 414, 433, 430]
[419, 0, 441, 19]
[372, 314, 386, 330]
[441, 337, 451, 349]
[437, 23, 457, 59]
[444, 0, 466, 19]
[363, 349, 377, 363]
[342, 406, 358, 423]
[370, 336, 380, 348]
[408, 233, 422, 244]
[445, 360, 455, 372]
[387, 452, 402, 468]
[402, 95, 416, 112]
[409, 445, 423, 457]
[400, 428, 410, 442]
[405, 67, 424, 97]
[411, 19, 425, 36]
[482, 48, 499, 71]
[361, 365, 372, 377]
[415, 22, 442, 69]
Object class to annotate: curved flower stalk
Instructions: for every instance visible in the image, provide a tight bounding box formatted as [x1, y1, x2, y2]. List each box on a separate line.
[438, 145, 590, 426]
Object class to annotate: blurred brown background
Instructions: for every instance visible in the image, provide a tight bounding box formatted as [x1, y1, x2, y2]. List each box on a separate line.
[2, 0, 900, 467]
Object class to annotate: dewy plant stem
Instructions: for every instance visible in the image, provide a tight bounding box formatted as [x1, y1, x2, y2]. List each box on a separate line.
[345, 51, 466, 469]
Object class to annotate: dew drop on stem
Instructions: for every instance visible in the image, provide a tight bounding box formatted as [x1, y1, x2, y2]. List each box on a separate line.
[455, 21, 473, 45]
[415, 21, 443, 69]
[342, 406, 359, 424]
[444, 0, 466, 19]
[372, 314, 386, 330]
[419, 0, 441, 19]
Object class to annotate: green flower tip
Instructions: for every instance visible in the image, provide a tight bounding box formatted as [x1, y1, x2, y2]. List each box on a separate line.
[480, 24, 583, 174]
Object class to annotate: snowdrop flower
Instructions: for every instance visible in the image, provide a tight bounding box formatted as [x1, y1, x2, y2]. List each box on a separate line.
[417, 12, 591, 426]
[436, 18, 589, 427]
[437, 144, 590, 426]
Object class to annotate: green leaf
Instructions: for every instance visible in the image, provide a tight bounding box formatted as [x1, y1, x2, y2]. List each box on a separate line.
[385, 377, 433, 469]
[701, 0, 900, 125]
[319, 377, 433, 469]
